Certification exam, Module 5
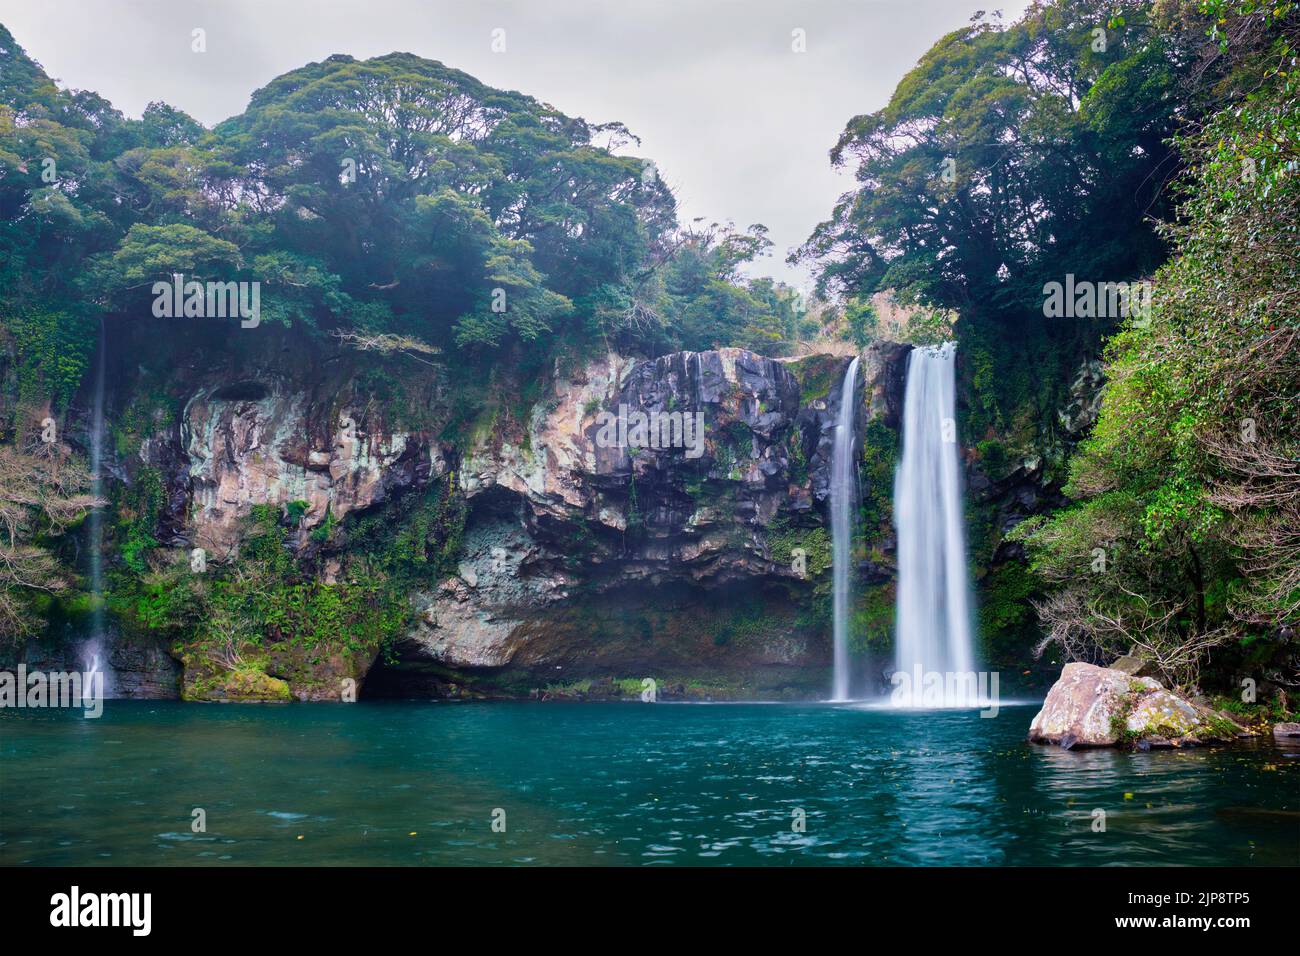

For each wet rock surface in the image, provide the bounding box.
[2,631,181,700]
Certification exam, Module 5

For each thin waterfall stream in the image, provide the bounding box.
[829,355,860,701]
[85,319,110,695]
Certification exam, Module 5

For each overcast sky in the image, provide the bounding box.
[0,0,1030,289]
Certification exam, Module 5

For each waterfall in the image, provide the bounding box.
[892,343,977,706]
[829,355,860,702]
[83,652,101,704]
[85,320,112,696]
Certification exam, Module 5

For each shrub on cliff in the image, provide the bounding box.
[0,442,101,640]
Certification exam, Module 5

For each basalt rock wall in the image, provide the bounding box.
[36,318,914,700]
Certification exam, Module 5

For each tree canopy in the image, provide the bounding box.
[794,0,1193,323]
[0,26,809,410]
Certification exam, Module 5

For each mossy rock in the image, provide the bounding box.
[786,353,847,406]
[180,662,292,702]
[766,518,831,577]
[1031,663,1252,749]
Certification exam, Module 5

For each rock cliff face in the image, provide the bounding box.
[13,634,181,700]
[180,382,446,558]
[966,354,1105,566]
[378,344,911,698]
[60,320,913,701]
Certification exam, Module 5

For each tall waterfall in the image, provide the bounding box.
[893,343,976,704]
[829,355,860,702]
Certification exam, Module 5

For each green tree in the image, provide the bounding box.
[1014,3,1299,691]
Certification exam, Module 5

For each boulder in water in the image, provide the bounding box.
[1274,722,1300,739]
[1028,663,1243,748]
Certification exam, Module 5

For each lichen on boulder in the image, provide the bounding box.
[1028,662,1246,749]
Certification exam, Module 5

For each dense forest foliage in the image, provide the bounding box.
[1013,0,1299,703]
[0,24,812,423]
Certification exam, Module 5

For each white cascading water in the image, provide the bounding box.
[829,355,860,702]
[85,320,111,696]
[893,343,976,704]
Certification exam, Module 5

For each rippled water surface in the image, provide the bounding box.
[2,701,1296,865]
